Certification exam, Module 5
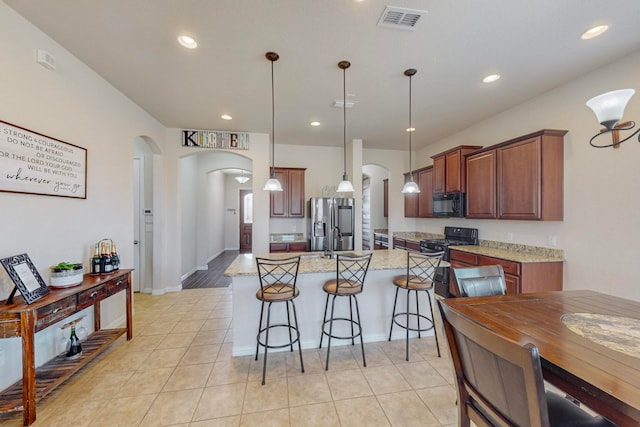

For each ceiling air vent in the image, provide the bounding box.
[377,6,426,30]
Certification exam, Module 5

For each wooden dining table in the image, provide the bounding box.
[441,290,640,427]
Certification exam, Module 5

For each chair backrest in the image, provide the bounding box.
[406,250,444,285]
[438,300,551,427]
[334,253,372,292]
[255,255,301,295]
[453,265,507,297]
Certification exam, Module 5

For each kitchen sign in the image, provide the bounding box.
[0,120,87,199]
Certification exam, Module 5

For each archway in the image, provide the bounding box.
[363,164,389,250]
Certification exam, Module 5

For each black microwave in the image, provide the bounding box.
[432,192,465,217]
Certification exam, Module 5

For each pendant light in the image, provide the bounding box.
[235,169,250,184]
[336,60,355,193]
[263,51,283,191]
[401,68,420,194]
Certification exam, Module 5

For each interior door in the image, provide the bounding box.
[132,157,142,292]
[239,189,253,253]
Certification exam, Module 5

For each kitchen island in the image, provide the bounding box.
[224,249,447,356]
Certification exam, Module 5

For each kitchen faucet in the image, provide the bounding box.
[324,225,342,258]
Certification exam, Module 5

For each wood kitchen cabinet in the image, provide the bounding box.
[448,249,562,297]
[383,179,388,218]
[403,166,434,218]
[465,129,566,220]
[373,233,389,249]
[270,167,306,218]
[393,237,421,252]
[269,241,307,253]
[431,145,482,194]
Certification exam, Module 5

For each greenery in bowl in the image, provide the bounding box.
[50,262,83,272]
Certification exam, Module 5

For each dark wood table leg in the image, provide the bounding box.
[20,311,36,426]
[126,273,132,340]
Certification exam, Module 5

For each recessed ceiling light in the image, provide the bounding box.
[581,25,608,40]
[177,35,197,49]
[482,74,501,83]
[221,114,232,120]
[310,121,321,127]
[406,127,415,132]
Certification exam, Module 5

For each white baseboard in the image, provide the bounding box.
[181,268,197,281]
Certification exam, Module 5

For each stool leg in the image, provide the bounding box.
[255,301,265,361]
[319,293,330,349]
[291,300,305,374]
[406,288,410,362]
[286,300,294,352]
[426,290,441,357]
[325,294,337,371]
[416,289,422,339]
[389,287,399,341]
[353,295,366,367]
[262,302,273,385]
[349,295,355,346]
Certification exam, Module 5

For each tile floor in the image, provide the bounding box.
[0,288,458,426]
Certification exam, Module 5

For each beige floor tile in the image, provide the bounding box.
[334,396,391,427]
[192,329,228,346]
[35,398,107,427]
[352,342,393,367]
[171,319,207,333]
[168,303,198,313]
[202,317,232,331]
[239,408,289,427]
[396,360,449,389]
[427,357,455,385]
[140,347,188,370]
[71,370,134,402]
[285,348,322,376]
[287,373,332,407]
[377,390,440,427]
[90,394,157,426]
[190,416,241,427]
[157,331,198,349]
[139,319,179,336]
[192,383,246,421]
[164,363,214,391]
[216,343,234,361]
[209,308,233,318]
[416,385,458,426]
[362,364,412,395]
[248,352,286,383]
[289,401,341,427]
[181,309,213,320]
[122,334,166,352]
[208,357,251,386]
[180,344,221,365]
[119,367,174,396]
[98,349,152,373]
[242,378,288,414]
[325,368,373,401]
[140,388,203,426]
[319,346,359,371]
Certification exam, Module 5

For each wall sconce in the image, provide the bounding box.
[586,89,638,148]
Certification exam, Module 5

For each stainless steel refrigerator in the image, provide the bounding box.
[308,197,354,252]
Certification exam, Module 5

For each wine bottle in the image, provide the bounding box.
[91,243,101,274]
[110,241,120,271]
[103,241,113,273]
[66,326,82,359]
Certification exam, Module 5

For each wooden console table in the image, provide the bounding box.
[0,269,133,426]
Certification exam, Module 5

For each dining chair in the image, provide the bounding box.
[438,300,616,427]
[255,255,304,385]
[388,250,443,361]
[452,264,507,297]
[319,252,372,370]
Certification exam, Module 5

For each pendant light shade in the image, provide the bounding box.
[336,60,354,193]
[402,68,420,194]
[235,170,250,184]
[263,51,283,191]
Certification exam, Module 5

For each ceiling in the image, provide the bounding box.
[6,0,640,150]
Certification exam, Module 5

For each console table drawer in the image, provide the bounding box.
[0,313,21,338]
[77,285,107,310]
[106,276,128,296]
[35,296,77,331]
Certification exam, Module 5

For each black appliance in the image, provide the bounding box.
[432,192,465,218]
[420,226,479,297]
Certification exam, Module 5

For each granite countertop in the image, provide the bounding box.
[393,232,443,243]
[269,233,307,243]
[224,249,449,277]
[449,244,564,263]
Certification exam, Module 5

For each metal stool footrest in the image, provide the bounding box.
[321,317,362,341]
[257,323,301,350]
[392,312,435,333]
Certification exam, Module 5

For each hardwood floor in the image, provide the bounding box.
[182,250,238,289]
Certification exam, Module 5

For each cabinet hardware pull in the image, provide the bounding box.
[53,307,62,314]
[90,291,98,298]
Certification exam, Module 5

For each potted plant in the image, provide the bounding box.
[50,262,84,288]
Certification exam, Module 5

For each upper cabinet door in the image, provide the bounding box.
[383,178,389,218]
[417,167,433,218]
[269,168,288,217]
[287,169,305,217]
[432,145,482,194]
[498,137,542,220]
[466,150,497,219]
[432,155,446,194]
[445,151,462,192]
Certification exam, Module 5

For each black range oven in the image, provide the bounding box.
[420,226,479,298]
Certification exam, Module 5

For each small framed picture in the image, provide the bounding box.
[1,253,50,304]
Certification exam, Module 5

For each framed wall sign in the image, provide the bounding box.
[0,120,87,199]
[1,253,50,304]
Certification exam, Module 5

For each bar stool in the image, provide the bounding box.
[319,252,372,370]
[255,255,304,385]
[388,250,443,361]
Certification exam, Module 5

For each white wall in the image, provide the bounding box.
[412,52,640,301]
[0,3,166,390]
[363,164,389,231]
[180,155,198,280]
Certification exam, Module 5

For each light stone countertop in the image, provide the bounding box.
[392,232,442,242]
[224,249,449,277]
[449,245,564,263]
